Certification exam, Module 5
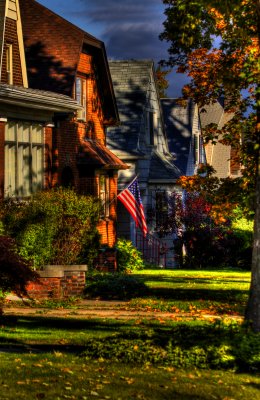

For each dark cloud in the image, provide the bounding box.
[78,0,161,24]
[104,24,168,61]
[75,0,168,62]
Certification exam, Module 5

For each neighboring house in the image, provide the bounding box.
[161,98,206,177]
[199,98,240,178]
[0,0,128,267]
[107,60,180,267]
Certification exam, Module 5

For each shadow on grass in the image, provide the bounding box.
[144,287,248,302]
[135,274,250,285]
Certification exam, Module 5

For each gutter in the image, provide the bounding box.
[0,84,82,112]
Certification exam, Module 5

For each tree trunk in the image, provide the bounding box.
[246,170,260,331]
[245,70,260,330]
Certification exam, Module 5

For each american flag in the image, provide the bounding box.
[118,177,148,236]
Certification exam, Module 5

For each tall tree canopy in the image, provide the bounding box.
[160,0,260,331]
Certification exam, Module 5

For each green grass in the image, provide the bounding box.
[0,354,260,400]
[0,268,257,399]
[130,268,250,315]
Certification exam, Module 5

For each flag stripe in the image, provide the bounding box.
[117,177,148,236]
[119,193,143,228]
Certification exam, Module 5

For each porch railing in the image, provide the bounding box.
[136,231,167,267]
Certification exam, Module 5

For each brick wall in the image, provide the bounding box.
[0,121,4,197]
[78,53,105,144]
[26,265,87,300]
[1,17,23,85]
[20,0,83,95]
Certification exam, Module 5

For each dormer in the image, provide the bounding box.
[0,0,28,87]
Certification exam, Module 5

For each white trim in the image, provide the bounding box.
[16,0,28,87]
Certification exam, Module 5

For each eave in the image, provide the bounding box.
[0,84,81,113]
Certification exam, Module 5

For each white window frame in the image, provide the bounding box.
[75,76,87,121]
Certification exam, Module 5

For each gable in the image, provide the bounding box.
[0,0,28,86]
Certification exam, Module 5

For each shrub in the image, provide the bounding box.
[84,272,149,300]
[116,238,145,273]
[0,188,101,268]
[81,322,260,371]
[0,236,39,312]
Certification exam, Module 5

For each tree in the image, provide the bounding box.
[160,0,260,331]
[155,65,171,97]
[0,236,39,315]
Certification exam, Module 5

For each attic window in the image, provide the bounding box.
[75,76,87,121]
[6,44,13,85]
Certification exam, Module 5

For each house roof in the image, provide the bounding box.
[0,83,81,112]
[19,0,119,125]
[107,60,154,155]
[161,98,195,175]
[77,140,129,170]
[199,97,234,129]
[149,152,181,182]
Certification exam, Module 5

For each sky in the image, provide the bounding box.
[36,0,189,97]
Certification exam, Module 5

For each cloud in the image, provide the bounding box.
[104,24,168,61]
[78,0,161,24]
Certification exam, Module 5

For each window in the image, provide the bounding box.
[155,191,168,230]
[194,134,199,164]
[4,122,44,197]
[148,111,154,145]
[75,76,87,121]
[99,174,110,218]
[6,44,13,85]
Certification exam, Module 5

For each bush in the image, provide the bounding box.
[0,188,101,268]
[81,322,260,371]
[116,239,145,273]
[84,272,149,300]
[0,236,39,311]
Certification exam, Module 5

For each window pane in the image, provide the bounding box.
[32,145,43,193]
[31,125,43,143]
[76,77,82,104]
[4,144,16,196]
[5,121,16,141]
[17,145,31,197]
[17,122,29,142]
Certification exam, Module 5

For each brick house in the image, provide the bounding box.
[0,0,128,264]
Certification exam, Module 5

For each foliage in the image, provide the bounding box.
[153,190,252,269]
[116,238,145,273]
[0,236,38,301]
[177,164,254,221]
[0,188,101,268]
[155,64,171,97]
[160,0,260,328]
[82,321,260,371]
[84,271,149,300]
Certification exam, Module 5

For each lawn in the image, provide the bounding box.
[130,268,251,315]
[0,268,259,400]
